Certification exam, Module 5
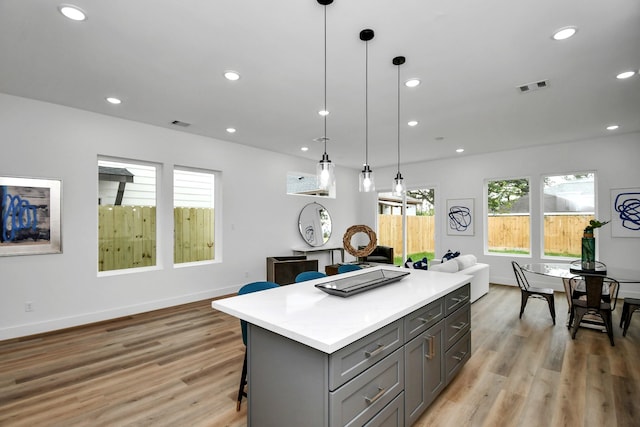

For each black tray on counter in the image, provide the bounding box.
[315,269,410,297]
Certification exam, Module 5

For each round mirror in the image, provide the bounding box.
[298,203,332,247]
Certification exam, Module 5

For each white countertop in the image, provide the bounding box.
[212,266,471,353]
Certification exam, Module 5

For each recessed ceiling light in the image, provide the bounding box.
[456,148,465,153]
[318,110,329,116]
[224,71,240,81]
[226,127,236,133]
[105,97,121,105]
[552,27,577,41]
[606,125,619,131]
[58,4,86,21]
[616,70,636,80]
[301,147,309,152]
[407,120,418,127]
[405,79,420,88]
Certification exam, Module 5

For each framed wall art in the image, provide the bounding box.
[447,198,474,236]
[611,187,640,238]
[0,176,62,256]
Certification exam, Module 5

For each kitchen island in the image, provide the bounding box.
[212,266,472,426]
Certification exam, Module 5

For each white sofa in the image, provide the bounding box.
[429,254,490,303]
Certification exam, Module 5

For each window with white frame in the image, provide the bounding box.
[174,167,216,264]
[486,178,530,255]
[377,188,435,264]
[98,158,157,272]
[542,173,595,258]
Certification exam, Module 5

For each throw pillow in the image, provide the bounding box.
[442,250,460,261]
[455,254,477,270]
[429,259,459,273]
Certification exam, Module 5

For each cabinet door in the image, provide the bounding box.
[404,320,445,426]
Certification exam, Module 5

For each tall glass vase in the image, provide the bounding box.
[581,237,595,270]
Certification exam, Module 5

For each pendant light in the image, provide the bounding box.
[392,56,406,196]
[359,29,375,192]
[316,0,335,191]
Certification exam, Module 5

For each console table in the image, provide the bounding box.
[212,267,472,426]
[292,245,345,264]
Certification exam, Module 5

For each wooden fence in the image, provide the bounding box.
[378,214,435,255]
[378,213,593,257]
[98,206,214,272]
[174,207,215,264]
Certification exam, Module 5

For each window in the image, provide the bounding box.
[487,178,530,255]
[98,158,157,272]
[542,173,594,258]
[174,168,216,264]
[377,188,435,264]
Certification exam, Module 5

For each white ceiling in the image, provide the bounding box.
[1,0,639,170]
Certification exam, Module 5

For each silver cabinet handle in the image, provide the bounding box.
[364,387,386,405]
[451,322,468,330]
[417,314,435,323]
[424,335,435,360]
[364,343,385,358]
[452,351,467,361]
[451,295,468,303]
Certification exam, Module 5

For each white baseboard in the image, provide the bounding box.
[0,285,240,341]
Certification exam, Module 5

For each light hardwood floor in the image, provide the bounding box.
[1,284,638,427]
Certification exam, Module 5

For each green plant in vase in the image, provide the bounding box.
[581,219,609,270]
[583,219,610,237]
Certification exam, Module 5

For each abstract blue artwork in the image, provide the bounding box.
[611,188,640,237]
[447,198,474,236]
[0,176,61,256]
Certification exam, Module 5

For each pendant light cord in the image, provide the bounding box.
[397,62,400,174]
[323,4,328,155]
[365,39,369,165]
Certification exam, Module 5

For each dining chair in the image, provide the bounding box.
[511,261,556,325]
[568,275,619,346]
[337,264,363,273]
[295,271,327,282]
[236,281,280,411]
[620,298,640,337]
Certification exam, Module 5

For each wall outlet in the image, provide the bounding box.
[244,271,249,278]
[25,301,34,312]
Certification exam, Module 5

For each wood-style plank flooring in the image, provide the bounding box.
[1,284,638,426]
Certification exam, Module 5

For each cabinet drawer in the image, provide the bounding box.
[330,348,404,427]
[445,283,470,316]
[445,331,471,385]
[404,297,444,341]
[363,391,404,427]
[329,320,403,390]
[444,303,470,349]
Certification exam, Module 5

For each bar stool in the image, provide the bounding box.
[620,298,640,337]
[236,281,280,411]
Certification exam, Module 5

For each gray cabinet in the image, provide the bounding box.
[404,283,471,425]
[246,283,471,427]
[404,319,445,426]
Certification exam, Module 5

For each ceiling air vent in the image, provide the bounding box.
[171,120,191,127]
[517,79,550,93]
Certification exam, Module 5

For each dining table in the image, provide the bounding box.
[520,261,640,284]
[520,261,640,330]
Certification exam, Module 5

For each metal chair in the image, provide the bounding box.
[511,261,556,325]
[569,275,619,346]
[337,263,362,273]
[619,297,640,337]
[294,271,327,282]
[236,281,280,411]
